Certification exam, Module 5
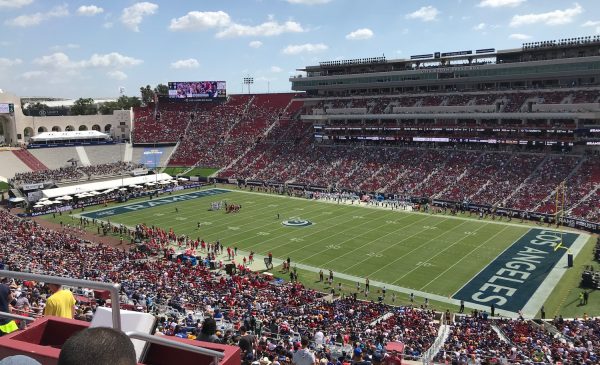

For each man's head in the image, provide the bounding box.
[47,284,61,294]
[58,327,136,365]
[300,336,309,348]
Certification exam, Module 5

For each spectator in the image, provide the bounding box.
[57,327,136,365]
[43,284,75,319]
[197,317,220,343]
[292,337,316,365]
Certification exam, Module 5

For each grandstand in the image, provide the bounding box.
[1,35,600,365]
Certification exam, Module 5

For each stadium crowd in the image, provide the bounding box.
[10,162,144,185]
[1,206,599,364]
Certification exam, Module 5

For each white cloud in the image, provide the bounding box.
[77,5,104,16]
[509,33,532,40]
[216,19,304,38]
[50,43,80,51]
[85,53,143,68]
[0,58,22,67]
[406,6,439,22]
[103,22,113,29]
[170,58,200,69]
[510,3,583,27]
[169,11,231,31]
[120,2,158,32]
[0,0,33,8]
[282,43,328,55]
[20,70,47,80]
[345,28,373,40]
[478,0,525,8]
[473,23,486,31]
[582,20,600,34]
[249,40,263,48]
[107,70,127,80]
[286,0,331,4]
[6,4,69,27]
[270,66,283,73]
[33,52,142,69]
[33,52,72,68]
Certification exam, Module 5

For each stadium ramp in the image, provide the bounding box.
[75,146,91,166]
[123,141,133,162]
[12,149,47,171]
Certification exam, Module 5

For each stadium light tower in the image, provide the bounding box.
[243,76,254,94]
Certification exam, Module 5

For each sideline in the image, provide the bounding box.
[70,185,592,317]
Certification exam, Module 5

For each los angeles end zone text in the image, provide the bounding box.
[81,189,229,219]
[454,228,579,313]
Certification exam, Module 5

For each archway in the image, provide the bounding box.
[0,120,4,145]
[104,124,112,132]
[52,126,61,132]
[23,127,34,141]
[37,126,47,133]
[91,124,101,131]
[79,125,88,131]
[65,125,75,131]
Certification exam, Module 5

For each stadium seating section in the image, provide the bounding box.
[2,208,599,364]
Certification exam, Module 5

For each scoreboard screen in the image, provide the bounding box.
[168,81,226,100]
[0,103,14,114]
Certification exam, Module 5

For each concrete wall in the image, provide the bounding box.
[0,92,132,144]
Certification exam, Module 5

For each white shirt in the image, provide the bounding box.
[314,331,324,346]
[292,348,315,365]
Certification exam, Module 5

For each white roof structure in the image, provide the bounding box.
[30,130,110,142]
[42,173,173,199]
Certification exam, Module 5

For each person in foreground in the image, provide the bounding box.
[43,284,75,319]
[57,327,136,365]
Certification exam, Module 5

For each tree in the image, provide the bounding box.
[117,95,141,109]
[98,96,141,115]
[154,83,169,96]
[24,102,49,116]
[140,85,154,104]
[70,98,97,116]
[98,101,119,115]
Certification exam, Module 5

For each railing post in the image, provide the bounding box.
[0,270,122,330]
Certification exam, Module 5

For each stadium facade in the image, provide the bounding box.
[0,91,132,145]
[291,36,600,149]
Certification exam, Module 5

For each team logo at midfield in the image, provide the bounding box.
[282,217,313,227]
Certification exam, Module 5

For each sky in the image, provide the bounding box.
[0,0,599,98]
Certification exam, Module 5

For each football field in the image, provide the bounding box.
[76,187,588,317]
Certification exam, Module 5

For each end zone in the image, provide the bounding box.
[80,188,229,220]
[453,228,586,316]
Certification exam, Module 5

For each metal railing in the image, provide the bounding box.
[1,270,122,330]
[0,312,36,330]
[0,270,227,364]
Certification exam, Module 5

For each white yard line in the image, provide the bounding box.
[391,222,492,285]
[419,225,511,290]
[297,213,430,266]
[332,216,452,272]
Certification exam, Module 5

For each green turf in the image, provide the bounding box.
[42,187,596,316]
[59,188,530,298]
[162,167,219,177]
[162,167,188,175]
[185,167,219,177]
[541,235,599,319]
[0,181,8,191]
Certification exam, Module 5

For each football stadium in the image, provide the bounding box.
[0,1,600,364]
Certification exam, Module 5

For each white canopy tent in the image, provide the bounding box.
[30,130,110,143]
[41,173,173,199]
